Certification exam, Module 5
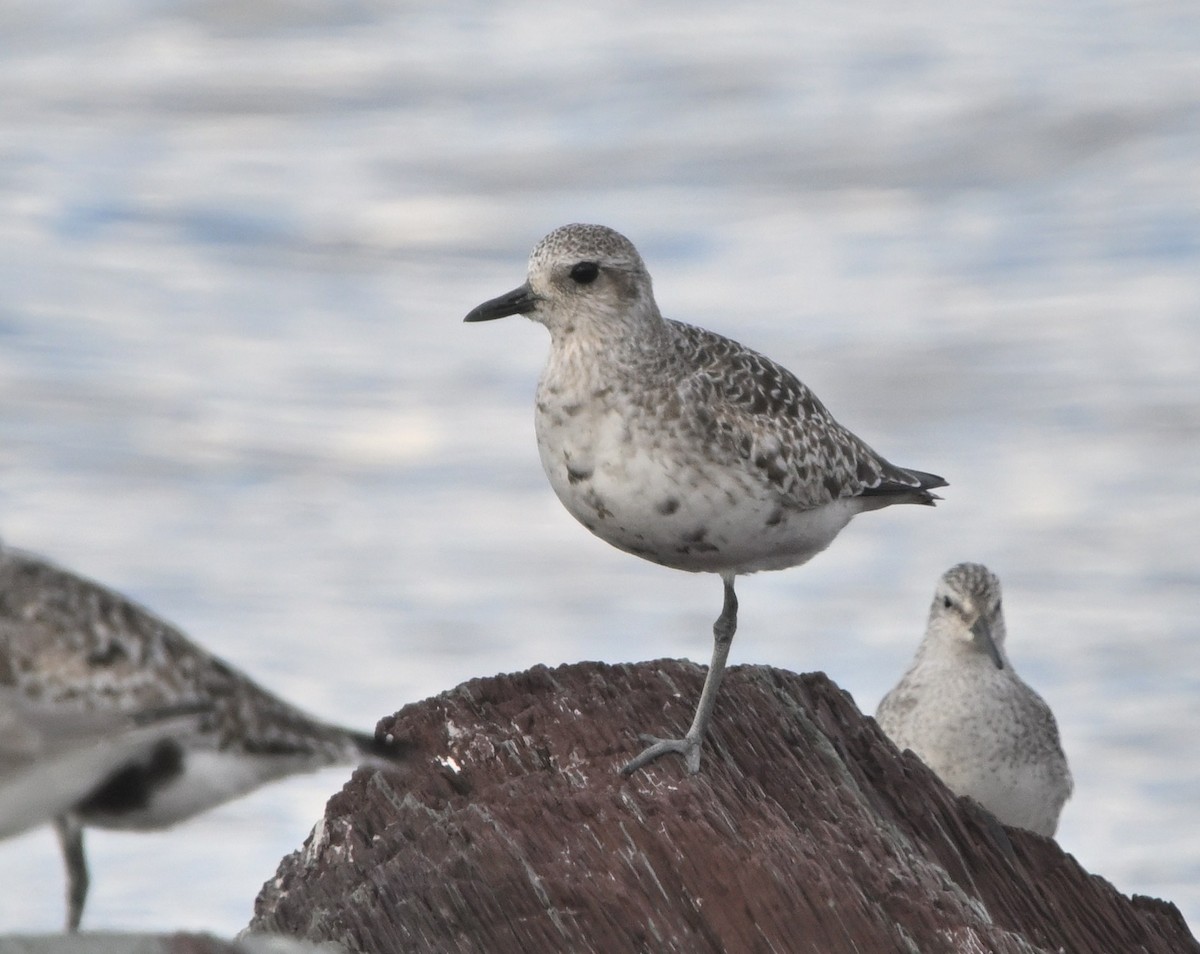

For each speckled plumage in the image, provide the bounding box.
[0,542,406,930]
[876,563,1072,837]
[517,225,945,575]
[467,224,946,775]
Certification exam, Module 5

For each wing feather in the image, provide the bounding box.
[666,320,945,509]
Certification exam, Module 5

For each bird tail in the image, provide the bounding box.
[858,467,947,510]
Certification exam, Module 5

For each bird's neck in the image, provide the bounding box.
[916,626,1007,673]
[543,305,674,389]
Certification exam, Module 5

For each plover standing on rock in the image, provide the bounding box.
[0,542,409,930]
[465,223,946,776]
[876,562,1073,836]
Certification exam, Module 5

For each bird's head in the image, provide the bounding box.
[464,224,659,340]
[929,562,1007,670]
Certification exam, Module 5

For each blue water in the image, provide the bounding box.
[1,0,1197,935]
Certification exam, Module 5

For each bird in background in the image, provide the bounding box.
[465,223,945,776]
[876,562,1072,837]
[0,541,409,931]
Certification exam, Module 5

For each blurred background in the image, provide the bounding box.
[1,0,1197,936]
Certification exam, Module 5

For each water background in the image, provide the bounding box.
[1,0,1197,935]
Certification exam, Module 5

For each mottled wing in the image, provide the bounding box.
[1015,683,1074,799]
[668,321,945,510]
[874,684,915,737]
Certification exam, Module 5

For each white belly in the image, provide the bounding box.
[535,399,855,575]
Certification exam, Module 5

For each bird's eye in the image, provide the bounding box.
[942,596,953,609]
[569,261,600,284]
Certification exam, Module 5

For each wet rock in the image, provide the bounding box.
[248,661,1198,954]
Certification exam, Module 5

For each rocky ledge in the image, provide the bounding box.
[248,661,1197,954]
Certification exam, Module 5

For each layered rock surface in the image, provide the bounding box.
[249,661,1197,954]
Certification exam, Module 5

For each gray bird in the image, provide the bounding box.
[0,542,408,930]
[466,223,945,775]
[876,563,1072,836]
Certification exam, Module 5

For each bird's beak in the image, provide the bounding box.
[464,282,539,322]
[971,615,1004,670]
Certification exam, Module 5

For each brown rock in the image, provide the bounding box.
[248,661,1197,954]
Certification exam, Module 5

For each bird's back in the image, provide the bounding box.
[663,319,945,511]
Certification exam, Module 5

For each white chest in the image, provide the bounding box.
[884,664,1068,834]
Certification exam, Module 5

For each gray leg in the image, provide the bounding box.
[54,815,88,932]
[621,574,738,776]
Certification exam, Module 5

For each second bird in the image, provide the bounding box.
[876,563,1073,836]
[465,223,946,776]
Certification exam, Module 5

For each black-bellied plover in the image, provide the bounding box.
[465,223,946,776]
[876,563,1072,836]
[0,542,408,931]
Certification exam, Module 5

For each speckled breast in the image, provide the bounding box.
[533,388,854,576]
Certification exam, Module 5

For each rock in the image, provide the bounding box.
[247,661,1198,954]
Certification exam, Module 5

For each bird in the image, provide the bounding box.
[0,541,409,931]
[876,562,1072,836]
[464,223,946,776]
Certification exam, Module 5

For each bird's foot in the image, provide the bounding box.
[620,732,703,776]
